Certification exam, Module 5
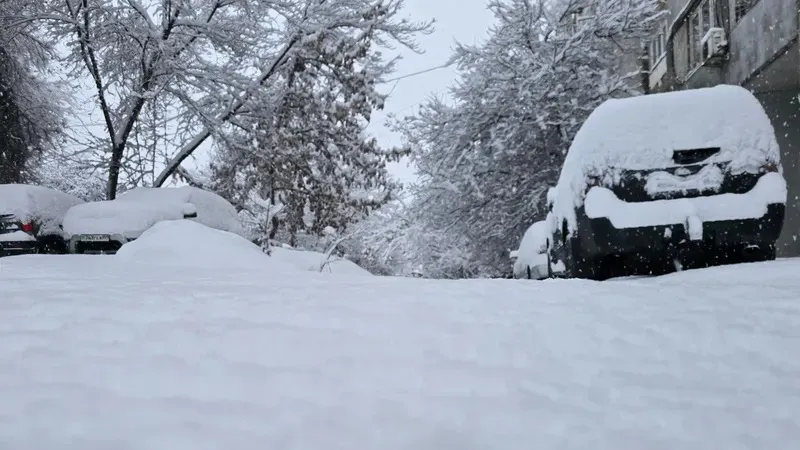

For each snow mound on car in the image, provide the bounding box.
[0,184,85,236]
[63,199,189,239]
[115,220,274,270]
[120,187,244,236]
[116,220,372,276]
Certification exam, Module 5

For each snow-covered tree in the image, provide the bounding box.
[31,156,107,201]
[398,0,663,277]
[22,0,429,199]
[0,0,65,184]
[210,17,413,245]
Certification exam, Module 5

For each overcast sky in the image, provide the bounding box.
[369,0,494,186]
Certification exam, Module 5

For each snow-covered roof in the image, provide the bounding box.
[0,184,85,236]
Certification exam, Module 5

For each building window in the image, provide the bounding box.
[734,0,757,23]
[648,19,669,63]
[687,0,715,72]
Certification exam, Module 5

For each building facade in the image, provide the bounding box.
[648,0,800,256]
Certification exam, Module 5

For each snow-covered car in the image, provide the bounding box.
[63,186,244,254]
[511,220,549,280]
[548,85,787,279]
[0,184,85,256]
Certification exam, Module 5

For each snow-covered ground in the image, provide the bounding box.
[1,248,799,448]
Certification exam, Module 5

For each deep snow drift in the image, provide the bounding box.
[115,220,371,276]
[0,251,798,449]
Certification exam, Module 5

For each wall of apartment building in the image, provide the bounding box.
[727,0,800,256]
[656,0,800,256]
[757,90,800,257]
[724,0,797,85]
[672,21,690,80]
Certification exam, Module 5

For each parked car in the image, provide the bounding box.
[63,186,244,254]
[547,85,787,280]
[511,220,549,280]
[0,184,85,257]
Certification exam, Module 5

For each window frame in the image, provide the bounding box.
[687,0,716,72]
[648,18,669,66]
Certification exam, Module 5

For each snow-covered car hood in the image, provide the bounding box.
[63,200,192,239]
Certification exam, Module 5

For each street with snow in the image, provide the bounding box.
[1,222,798,449]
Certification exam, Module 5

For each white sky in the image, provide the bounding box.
[368,0,494,186]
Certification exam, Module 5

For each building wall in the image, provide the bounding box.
[756,90,800,257]
[724,0,798,86]
[654,0,800,256]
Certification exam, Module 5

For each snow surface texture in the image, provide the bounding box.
[512,220,548,278]
[584,172,787,229]
[270,246,373,277]
[1,254,799,448]
[63,186,244,239]
[0,184,85,236]
[116,220,371,276]
[551,85,782,232]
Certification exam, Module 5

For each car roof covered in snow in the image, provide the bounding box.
[119,187,244,236]
[565,84,779,172]
[63,186,244,238]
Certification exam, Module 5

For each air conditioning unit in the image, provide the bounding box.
[701,27,728,61]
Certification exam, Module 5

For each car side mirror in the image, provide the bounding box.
[182,203,198,219]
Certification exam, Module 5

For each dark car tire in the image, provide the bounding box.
[38,235,68,255]
[564,237,609,280]
[738,243,776,263]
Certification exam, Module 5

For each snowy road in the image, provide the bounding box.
[1,255,799,449]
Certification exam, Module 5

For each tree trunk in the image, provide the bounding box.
[106,143,125,199]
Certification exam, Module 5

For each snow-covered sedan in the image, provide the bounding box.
[63,186,244,254]
[510,220,549,280]
[0,184,85,256]
[547,85,787,280]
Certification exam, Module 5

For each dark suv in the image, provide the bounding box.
[547,85,786,279]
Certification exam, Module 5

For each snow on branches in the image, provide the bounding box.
[23,0,430,199]
[397,0,664,277]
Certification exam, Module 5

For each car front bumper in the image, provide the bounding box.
[0,240,39,257]
[577,203,785,257]
[69,233,128,255]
